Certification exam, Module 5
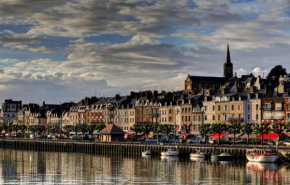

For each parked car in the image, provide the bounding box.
[160,138,172,143]
[71,136,81,140]
[188,138,201,143]
[83,135,95,141]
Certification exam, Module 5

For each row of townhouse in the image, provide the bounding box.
[9,75,290,135]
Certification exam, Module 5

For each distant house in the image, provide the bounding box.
[98,124,126,142]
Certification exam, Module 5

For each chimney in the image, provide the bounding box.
[130,91,135,99]
[221,87,226,94]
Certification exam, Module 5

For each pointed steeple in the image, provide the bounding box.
[223,43,233,81]
[226,43,231,64]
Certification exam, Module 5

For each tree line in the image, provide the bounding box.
[0,124,106,138]
[199,122,290,145]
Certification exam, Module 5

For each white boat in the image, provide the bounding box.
[211,153,233,161]
[246,149,279,163]
[142,150,151,155]
[190,152,206,158]
[190,158,205,162]
[161,148,179,156]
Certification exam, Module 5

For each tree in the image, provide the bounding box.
[19,125,27,134]
[241,123,254,145]
[254,123,271,145]
[158,124,174,138]
[73,124,82,137]
[96,124,106,132]
[198,124,211,143]
[228,123,241,145]
[211,123,227,146]
[27,125,38,139]
[87,124,97,136]
[272,122,285,140]
[79,124,88,137]
[267,65,287,79]
[47,125,61,135]
[63,125,74,138]
[133,123,142,141]
[140,123,154,138]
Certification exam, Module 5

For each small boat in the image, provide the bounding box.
[142,150,151,155]
[161,148,179,156]
[246,149,279,163]
[211,153,233,161]
[190,151,206,158]
[190,158,205,162]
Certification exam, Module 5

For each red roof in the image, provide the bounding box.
[98,124,125,135]
[257,133,279,140]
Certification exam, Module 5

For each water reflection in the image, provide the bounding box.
[0,149,289,184]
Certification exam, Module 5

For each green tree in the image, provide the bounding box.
[63,125,74,138]
[19,125,27,134]
[241,123,254,145]
[140,123,154,138]
[198,124,211,143]
[158,124,174,139]
[87,124,97,136]
[96,124,106,132]
[211,123,227,146]
[267,65,287,79]
[79,124,88,137]
[27,125,38,139]
[73,124,82,137]
[133,123,142,141]
[228,123,241,145]
[254,123,271,145]
[47,125,61,135]
[272,122,285,140]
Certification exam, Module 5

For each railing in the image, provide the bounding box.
[275,107,282,111]
[264,108,272,111]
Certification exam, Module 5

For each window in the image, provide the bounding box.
[248,105,251,110]
[248,114,250,120]
[188,116,191,122]
[238,105,241,110]
[231,105,234,110]
[256,114,258,120]
[213,115,215,120]
[182,108,184,113]
[205,115,207,121]
[232,114,235,118]
[256,104,259,110]
[204,106,207,111]
[224,115,227,121]
[193,116,196,121]
[182,116,184,122]
[213,106,215,111]
[169,117,172,122]
[198,116,201,122]
[218,115,220,121]
[218,105,221,111]
[224,105,228,111]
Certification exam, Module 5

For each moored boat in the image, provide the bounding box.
[246,149,279,163]
[161,148,179,156]
[211,153,233,161]
[190,151,206,158]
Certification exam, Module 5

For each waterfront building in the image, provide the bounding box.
[1,99,22,125]
[262,97,285,123]
[98,124,126,142]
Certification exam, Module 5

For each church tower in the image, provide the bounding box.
[223,44,233,81]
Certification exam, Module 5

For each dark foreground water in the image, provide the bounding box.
[0,149,290,184]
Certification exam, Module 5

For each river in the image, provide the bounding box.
[0,149,289,184]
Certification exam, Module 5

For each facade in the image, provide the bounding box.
[262,97,284,123]
[1,99,22,125]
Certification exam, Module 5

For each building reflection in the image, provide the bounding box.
[0,149,289,184]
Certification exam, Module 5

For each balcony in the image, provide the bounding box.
[273,116,284,119]
[275,107,282,111]
[264,108,272,111]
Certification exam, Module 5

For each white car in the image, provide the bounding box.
[188,138,201,143]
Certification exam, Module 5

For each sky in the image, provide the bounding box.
[0,0,290,104]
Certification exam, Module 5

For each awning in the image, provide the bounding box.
[210,133,227,138]
[257,133,279,140]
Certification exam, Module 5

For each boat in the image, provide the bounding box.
[190,158,205,162]
[190,151,206,158]
[246,149,279,163]
[161,148,179,156]
[142,150,151,155]
[211,153,233,161]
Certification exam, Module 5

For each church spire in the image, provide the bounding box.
[226,43,231,64]
[223,43,233,81]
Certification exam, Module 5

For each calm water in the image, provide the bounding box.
[0,149,289,184]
